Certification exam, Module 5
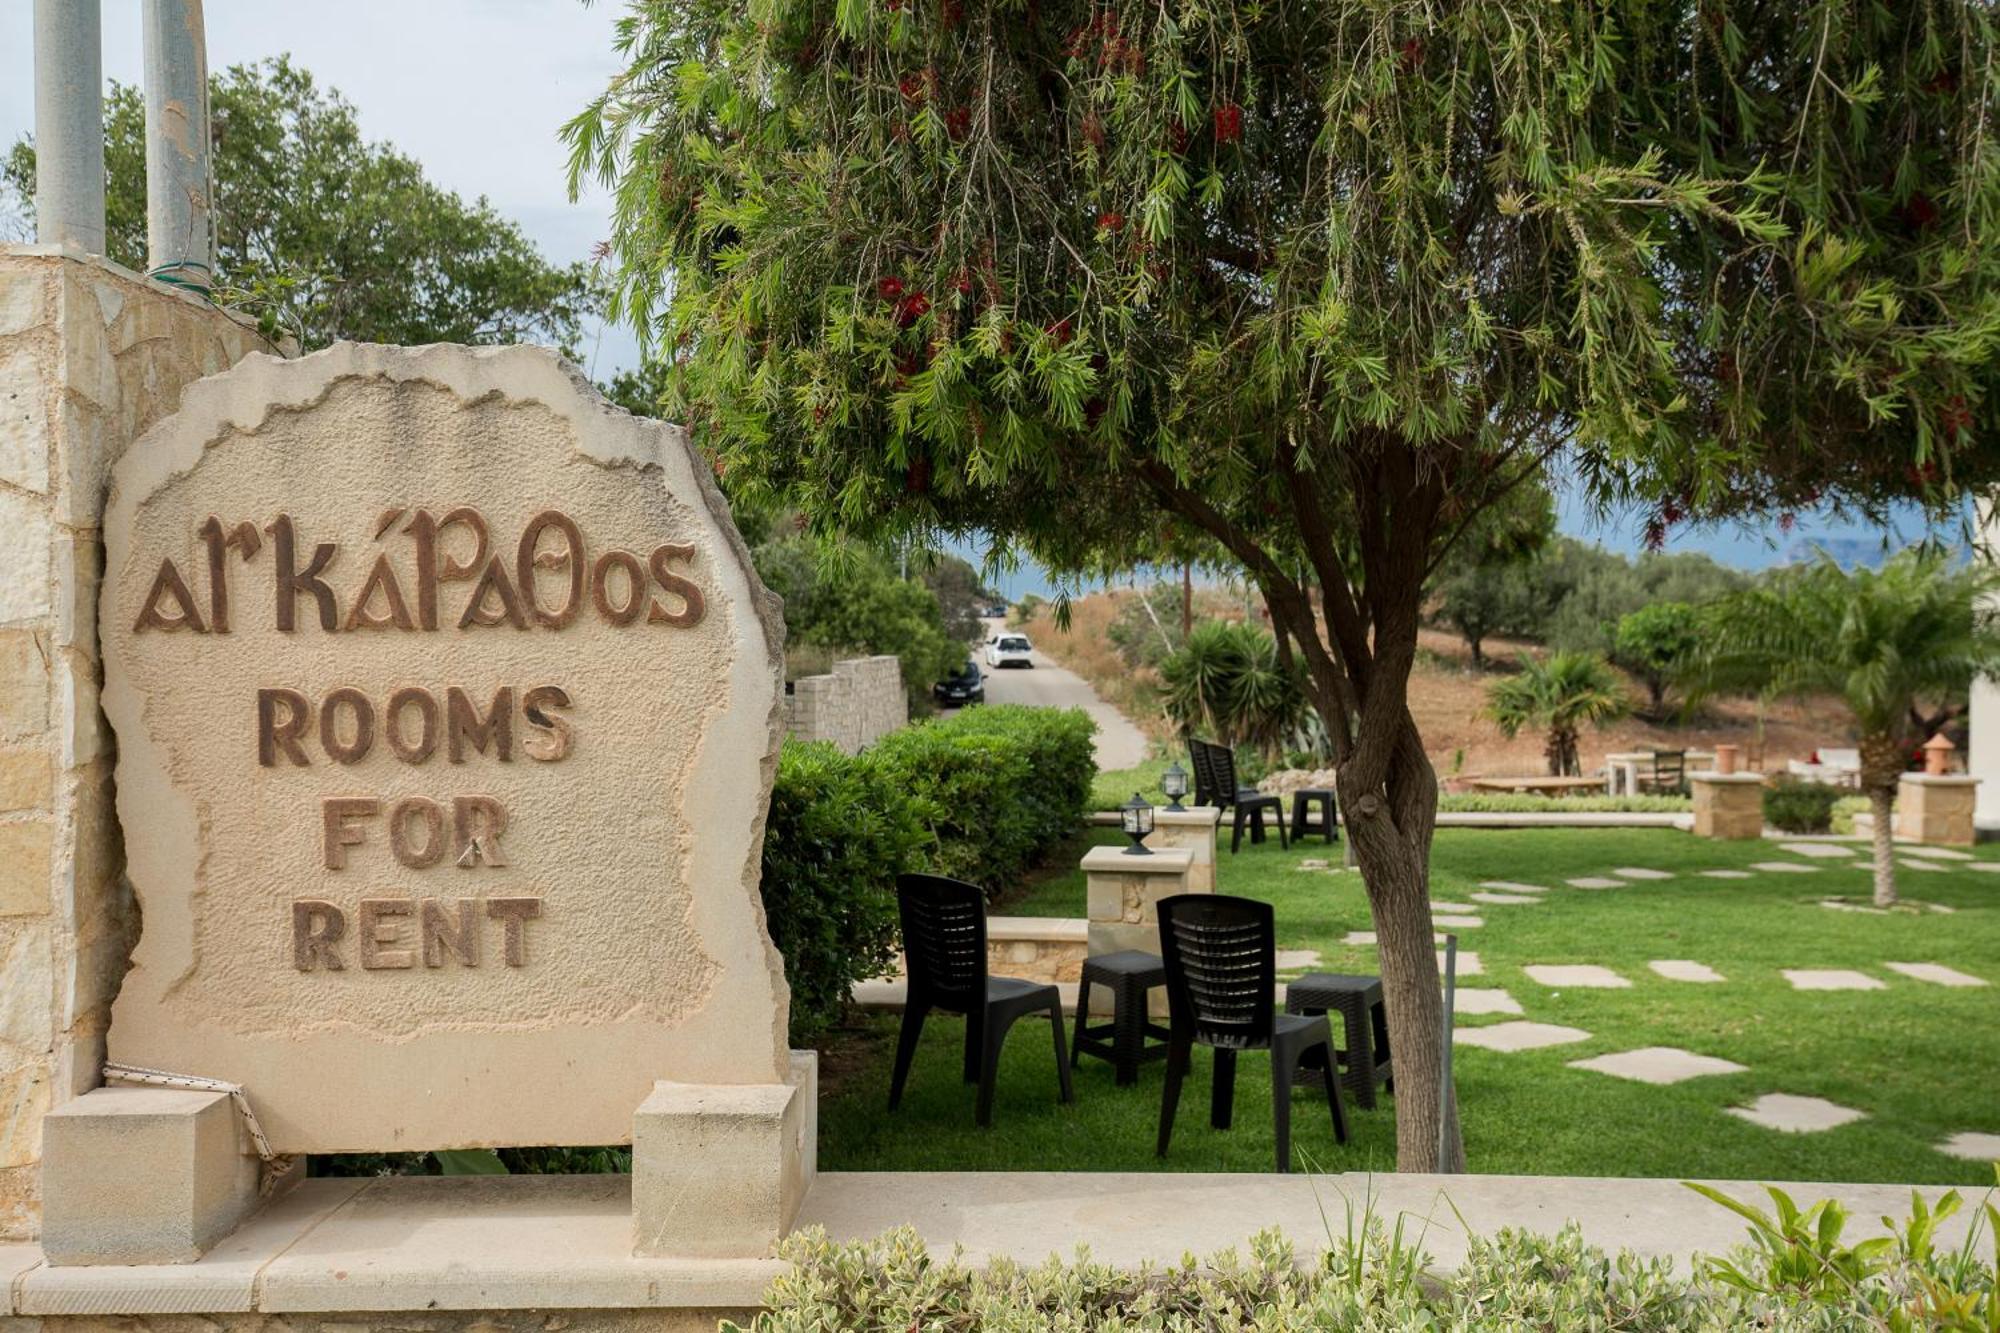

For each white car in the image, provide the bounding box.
[985,634,1034,669]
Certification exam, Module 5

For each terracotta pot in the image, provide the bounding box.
[1713,743,1739,776]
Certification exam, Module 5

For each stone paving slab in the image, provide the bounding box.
[1434,914,1484,929]
[1727,1093,1866,1134]
[1904,846,1974,861]
[1343,931,1376,946]
[1524,964,1631,989]
[1479,881,1546,893]
[1566,877,1624,889]
[1471,892,1542,905]
[1820,900,1889,914]
[1782,968,1886,991]
[1750,861,1819,874]
[1567,1047,1748,1085]
[1898,857,1948,872]
[1452,988,1522,1016]
[1613,867,1674,880]
[1966,862,2000,874]
[1699,869,1753,879]
[1779,842,1859,859]
[1442,951,1483,977]
[1274,950,1323,971]
[1884,962,1988,988]
[1454,1021,1591,1052]
[1429,900,1478,912]
[1938,1131,2000,1161]
[1649,960,1725,984]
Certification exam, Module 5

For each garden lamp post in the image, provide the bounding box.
[1161,761,1189,811]
[1120,792,1155,854]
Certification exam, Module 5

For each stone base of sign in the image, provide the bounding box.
[1689,772,1765,840]
[1143,808,1220,891]
[1083,845,1194,1017]
[38,1086,264,1266]
[631,1051,817,1260]
[1894,774,1979,846]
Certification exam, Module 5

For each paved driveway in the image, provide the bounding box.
[974,619,1150,770]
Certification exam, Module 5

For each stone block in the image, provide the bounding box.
[0,265,48,336]
[0,489,53,624]
[0,921,52,1048]
[0,1059,51,1169]
[0,819,51,916]
[1690,772,1765,840]
[40,1085,260,1265]
[0,343,51,494]
[1145,808,1219,893]
[0,750,52,812]
[0,629,51,741]
[1895,774,1978,846]
[632,1051,817,1259]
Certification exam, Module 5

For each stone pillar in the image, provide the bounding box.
[1143,806,1219,892]
[0,248,274,1240]
[1689,771,1764,840]
[142,0,213,291]
[33,0,106,255]
[1083,845,1192,1017]
[1895,774,1979,847]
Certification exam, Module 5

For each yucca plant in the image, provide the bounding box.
[1486,653,1628,777]
[1160,621,1309,761]
[1696,552,2000,908]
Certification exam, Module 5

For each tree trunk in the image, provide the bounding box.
[1467,635,1484,669]
[1867,786,1897,907]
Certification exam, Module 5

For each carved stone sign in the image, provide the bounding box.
[100,343,789,1153]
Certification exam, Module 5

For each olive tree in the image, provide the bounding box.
[572,0,2000,1169]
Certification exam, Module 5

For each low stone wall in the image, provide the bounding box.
[985,917,1088,983]
[783,654,905,753]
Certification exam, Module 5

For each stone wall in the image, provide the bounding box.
[0,247,278,1240]
[783,654,905,753]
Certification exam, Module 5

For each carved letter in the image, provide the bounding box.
[389,797,448,869]
[521,685,573,763]
[647,543,707,627]
[322,796,380,869]
[293,900,347,971]
[452,795,509,868]
[384,687,440,764]
[343,553,416,631]
[319,687,376,765]
[517,510,585,629]
[358,898,415,969]
[446,687,513,763]
[590,550,646,626]
[458,555,529,630]
[486,896,542,966]
[196,517,261,633]
[267,514,339,632]
[134,558,207,633]
[257,688,312,767]
[420,898,481,968]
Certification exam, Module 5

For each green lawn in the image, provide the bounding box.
[820,826,2000,1184]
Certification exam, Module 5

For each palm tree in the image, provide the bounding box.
[1486,653,1628,776]
[1697,552,2000,907]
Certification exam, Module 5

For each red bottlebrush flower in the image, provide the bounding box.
[945,105,971,141]
[1778,512,1797,534]
[877,276,905,300]
[1082,112,1106,150]
[895,350,926,379]
[899,75,925,102]
[792,511,810,533]
[1898,191,1940,230]
[941,0,963,27]
[1096,210,1125,233]
[1398,37,1425,72]
[1925,69,1959,94]
[952,268,973,295]
[1643,518,1666,552]
[904,457,931,494]
[1166,119,1189,154]
[1716,350,1738,383]
[891,120,911,142]
[1941,394,1974,438]
[886,0,904,9]
[1046,318,1073,345]
[895,291,931,327]
[1213,101,1243,144]
[1661,499,1685,525]
[794,40,820,69]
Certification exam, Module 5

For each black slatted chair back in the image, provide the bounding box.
[1188,738,1220,809]
[1209,743,1245,799]
[1652,749,1686,792]
[897,873,989,1012]
[1157,893,1277,1050]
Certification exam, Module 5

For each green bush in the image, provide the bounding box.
[1439,792,1691,813]
[1763,777,1843,834]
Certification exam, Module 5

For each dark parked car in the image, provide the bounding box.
[933,660,985,707]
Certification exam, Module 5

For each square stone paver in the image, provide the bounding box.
[1451,988,1522,1016]
[1471,892,1541,906]
[1523,964,1631,989]
[1568,1046,1748,1085]
[1966,862,2000,874]
[1343,931,1376,946]
[1434,914,1484,929]
[1649,959,1725,984]
[1613,867,1674,881]
[1566,877,1624,889]
[1779,841,1859,858]
[1938,1131,2000,1161]
[1727,1093,1866,1133]
[1441,950,1482,977]
[1274,949,1322,971]
[1479,881,1546,893]
[1898,857,1947,872]
[1820,899,1888,914]
[1455,1021,1590,1052]
[1903,846,1973,861]
[1700,869,1753,879]
[1884,962,1988,988]
[1751,861,1819,874]
[1429,900,1477,912]
[1782,968,1886,991]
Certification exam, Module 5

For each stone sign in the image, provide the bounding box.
[98,343,790,1153]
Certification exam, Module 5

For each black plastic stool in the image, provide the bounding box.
[1284,972,1391,1109]
[1290,788,1339,843]
[1071,950,1171,1085]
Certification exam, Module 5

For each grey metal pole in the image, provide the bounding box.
[32,0,106,253]
[1437,932,1459,1173]
[141,0,213,292]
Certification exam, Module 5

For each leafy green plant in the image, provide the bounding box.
[1763,778,1844,835]
[1160,621,1309,761]
[1687,1181,1895,1303]
[1438,793,1690,814]
[1613,602,1703,719]
[1486,653,1629,776]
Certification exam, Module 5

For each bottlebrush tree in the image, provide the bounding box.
[571,0,2000,1169]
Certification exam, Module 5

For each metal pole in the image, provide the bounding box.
[32,0,106,253]
[1437,932,1459,1172]
[142,0,213,293]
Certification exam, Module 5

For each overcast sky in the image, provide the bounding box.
[1,2,1961,585]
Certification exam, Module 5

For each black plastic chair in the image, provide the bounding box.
[1155,893,1347,1172]
[1647,749,1688,796]
[889,873,1075,1127]
[1189,738,1289,853]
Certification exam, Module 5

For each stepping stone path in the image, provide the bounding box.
[1343,931,1376,946]
[1480,881,1546,893]
[1569,1047,1748,1085]
[1783,968,1885,991]
[1274,949,1322,971]
[1751,861,1818,874]
[1938,1131,2000,1161]
[1884,962,1988,988]
[1441,951,1482,977]
[1700,869,1753,879]
[1966,862,2000,874]
[1429,901,1478,912]
[1727,1093,1866,1134]
[1613,867,1674,881]
[1455,1021,1590,1052]
[1471,892,1541,906]
[1820,900,1889,914]
[1434,914,1484,929]
[1452,988,1522,1016]
[1898,857,1948,872]
[1524,964,1631,989]
[1296,858,1332,871]
[1566,877,1624,889]
[1905,846,1973,861]
[1780,842,1859,859]
[1649,960,1725,984]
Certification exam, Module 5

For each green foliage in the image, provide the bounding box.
[5,59,592,350]
[1160,621,1307,760]
[1543,542,1750,659]
[1430,484,1560,666]
[754,536,963,706]
[1762,778,1846,836]
[1438,793,1690,814]
[1486,653,1629,777]
[1106,581,1194,671]
[1613,601,1703,718]
[1009,594,1045,627]
[913,550,998,644]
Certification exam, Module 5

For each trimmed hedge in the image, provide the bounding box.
[1763,776,1844,834]
[1439,792,1692,814]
